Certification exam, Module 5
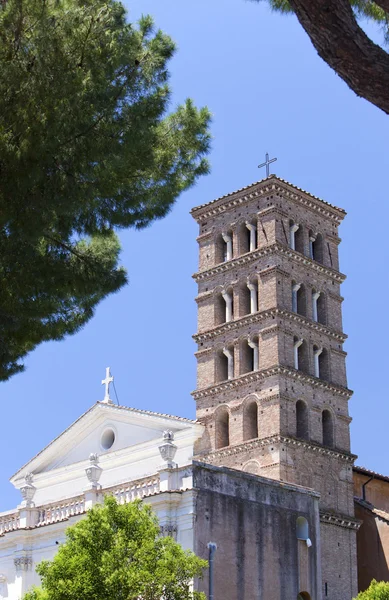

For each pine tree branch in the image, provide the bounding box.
[288,0,389,114]
[373,0,389,13]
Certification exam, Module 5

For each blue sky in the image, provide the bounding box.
[1,0,388,511]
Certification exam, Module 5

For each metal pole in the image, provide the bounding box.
[207,542,217,600]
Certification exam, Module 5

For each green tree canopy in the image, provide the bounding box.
[252,0,389,115]
[354,580,389,599]
[0,0,211,380]
[24,496,207,600]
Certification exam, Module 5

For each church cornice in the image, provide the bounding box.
[190,176,345,223]
[193,243,346,284]
[192,366,353,400]
[320,510,361,531]
[193,308,347,344]
[197,434,356,463]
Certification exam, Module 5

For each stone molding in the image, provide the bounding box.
[193,242,345,283]
[193,308,347,344]
[14,556,33,571]
[320,510,361,531]
[190,177,345,223]
[192,366,353,400]
[198,435,356,463]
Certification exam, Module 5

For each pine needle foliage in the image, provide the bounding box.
[23,496,207,600]
[354,580,389,599]
[0,0,211,380]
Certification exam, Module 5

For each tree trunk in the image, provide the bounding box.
[288,0,389,115]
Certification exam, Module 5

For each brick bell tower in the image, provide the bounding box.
[191,174,359,599]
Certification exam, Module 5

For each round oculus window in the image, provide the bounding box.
[101,428,115,450]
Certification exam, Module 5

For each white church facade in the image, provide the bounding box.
[0,395,205,599]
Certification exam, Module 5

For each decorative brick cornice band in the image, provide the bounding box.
[326,233,341,245]
[192,366,353,400]
[198,435,356,463]
[193,308,347,344]
[193,243,345,284]
[257,205,288,219]
[320,511,361,531]
[259,265,290,280]
[328,291,344,302]
[191,178,345,223]
[196,230,213,242]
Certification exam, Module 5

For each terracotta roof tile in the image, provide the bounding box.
[191,174,345,216]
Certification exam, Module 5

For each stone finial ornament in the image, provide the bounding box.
[158,430,177,468]
[19,473,36,508]
[85,453,102,489]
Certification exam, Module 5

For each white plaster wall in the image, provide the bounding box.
[0,491,195,600]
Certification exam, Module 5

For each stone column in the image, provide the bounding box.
[290,223,299,250]
[247,280,258,314]
[313,347,323,378]
[223,347,234,380]
[309,234,316,260]
[312,291,320,322]
[248,338,259,371]
[245,221,257,252]
[222,289,233,322]
[294,338,303,370]
[292,283,301,313]
[222,232,233,261]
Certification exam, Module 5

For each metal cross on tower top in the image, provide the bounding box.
[102,367,114,403]
[258,152,277,177]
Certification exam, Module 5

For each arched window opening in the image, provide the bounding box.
[243,401,258,441]
[239,222,250,255]
[216,347,234,382]
[239,283,251,317]
[309,230,316,260]
[240,338,259,374]
[319,348,330,381]
[322,410,334,447]
[296,400,309,440]
[312,233,324,264]
[317,293,326,325]
[297,592,311,600]
[294,338,309,374]
[296,516,309,540]
[214,293,226,326]
[215,231,233,264]
[297,284,306,316]
[295,224,305,255]
[216,409,229,449]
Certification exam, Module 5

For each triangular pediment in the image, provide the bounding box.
[11,402,198,484]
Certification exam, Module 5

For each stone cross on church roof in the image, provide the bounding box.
[101,367,114,403]
[258,152,277,178]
